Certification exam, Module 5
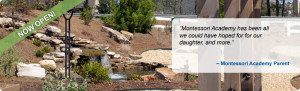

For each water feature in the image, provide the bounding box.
[101,54,127,80]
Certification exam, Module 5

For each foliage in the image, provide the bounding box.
[81,61,110,83]
[0,48,19,77]
[42,77,88,91]
[35,45,52,57]
[127,74,143,81]
[80,6,93,25]
[32,39,43,47]
[33,3,48,11]
[35,50,44,57]
[219,0,224,18]
[97,0,111,14]
[106,0,155,33]
[41,45,52,53]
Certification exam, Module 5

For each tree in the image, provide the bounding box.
[97,0,111,14]
[110,0,155,33]
[80,6,94,25]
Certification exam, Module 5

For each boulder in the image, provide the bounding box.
[45,26,61,36]
[114,54,121,59]
[17,63,46,78]
[121,31,133,40]
[129,54,142,60]
[71,48,83,56]
[43,53,56,60]
[39,60,56,70]
[0,18,13,28]
[107,51,115,56]
[54,58,64,63]
[51,52,65,58]
[34,33,51,42]
[51,39,63,45]
[14,22,25,28]
[154,68,176,80]
[73,39,92,46]
[102,26,130,44]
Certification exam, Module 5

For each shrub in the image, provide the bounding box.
[0,48,19,77]
[41,45,52,53]
[81,61,110,83]
[35,45,52,57]
[80,6,93,25]
[97,0,111,14]
[128,74,143,81]
[108,0,155,33]
[35,50,44,57]
[42,77,88,91]
[32,39,42,47]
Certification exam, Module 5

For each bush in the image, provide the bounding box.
[81,61,110,83]
[0,48,19,77]
[35,45,52,57]
[108,0,155,33]
[43,77,88,91]
[35,50,44,57]
[97,0,111,14]
[80,6,93,25]
[41,45,52,53]
[32,39,42,47]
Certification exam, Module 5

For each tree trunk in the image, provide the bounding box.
[282,0,285,16]
[276,0,279,16]
[267,0,271,16]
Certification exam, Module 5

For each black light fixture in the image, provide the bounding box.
[63,9,74,78]
[63,0,89,79]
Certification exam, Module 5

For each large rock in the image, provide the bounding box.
[121,31,133,40]
[107,51,116,57]
[17,63,46,78]
[14,22,25,28]
[39,60,56,70]
[0,18,13,28]
[51,39,63,45]
[71,48,83,56]
[102,26,130,44]
[73,39,92,46]
[51,52,65,58]
[45,26,61,36]
[42,53,56,60]
[155,68,176,80]
[34,33,51,42]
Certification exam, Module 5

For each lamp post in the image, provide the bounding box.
[63,9,74,78]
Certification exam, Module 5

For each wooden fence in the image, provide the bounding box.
[196,0,262,91]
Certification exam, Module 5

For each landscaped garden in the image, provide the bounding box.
[0,0,198,90]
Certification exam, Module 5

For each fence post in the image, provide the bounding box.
[253,0,262,91]
[196,0,221,91]
[224,0,241,91]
